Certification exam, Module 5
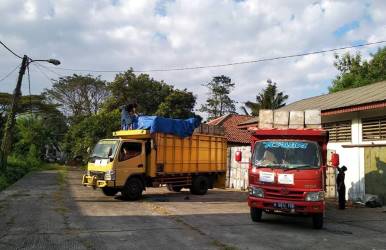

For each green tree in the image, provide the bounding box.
[155,89,196,119]
[62,109,120,161]
[104,70,173,114]
[329,47,386,92]
[0,93,67,153]
[44,74,109,120]
[242,80,288,116]
[199,75,236,120]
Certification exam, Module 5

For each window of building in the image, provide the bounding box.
[362,116,386,141]
[323,120,352,142]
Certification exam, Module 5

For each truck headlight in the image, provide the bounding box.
[249,187,264,198]
[305,191,324,201]
[104,170,116,181]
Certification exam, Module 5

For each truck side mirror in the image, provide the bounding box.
[235,151,242,162]
[331,153,339,167]
[108,147,113,157]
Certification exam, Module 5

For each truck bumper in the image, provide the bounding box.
[248,196,324,214]
[82,175,114,188]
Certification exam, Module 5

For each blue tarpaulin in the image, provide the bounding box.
[133,116,201,138]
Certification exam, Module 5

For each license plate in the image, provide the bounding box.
[273,202,294,210]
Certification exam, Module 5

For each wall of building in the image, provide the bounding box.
[227,145,251,190]
[323,107,386,201]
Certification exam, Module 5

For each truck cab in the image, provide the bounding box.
[247,129,329,229]
[82,130,150,199]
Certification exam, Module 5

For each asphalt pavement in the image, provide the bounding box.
[1,168,386,250]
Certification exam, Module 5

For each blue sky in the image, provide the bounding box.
[0,0,385,116]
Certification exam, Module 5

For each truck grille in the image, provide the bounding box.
[264,187,305,201]
[89,171,105,180]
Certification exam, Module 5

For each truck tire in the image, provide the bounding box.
[250,208,263,222]
[312,214,323,229]
[190,176,209,195]
[101,187,118,196]
[121,178,143,201]
[167,184,183,192]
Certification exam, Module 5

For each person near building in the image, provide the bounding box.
[336,165,347,209]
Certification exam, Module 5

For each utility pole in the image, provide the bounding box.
[0,55,28,169]
[0,55,61,169]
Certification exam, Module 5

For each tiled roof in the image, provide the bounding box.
[207,114,252,144]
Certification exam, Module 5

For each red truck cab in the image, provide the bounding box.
[247,129,329,229]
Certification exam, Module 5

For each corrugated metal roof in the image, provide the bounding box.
[280,81,386,111]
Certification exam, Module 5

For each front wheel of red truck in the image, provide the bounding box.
[312,214,323,229]
[250,208,262,222]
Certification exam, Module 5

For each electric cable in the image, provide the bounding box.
[34,61,64,77]
[27,63,33,115]
[0,40,23,59]
[0,64,19,82]
[50,40,386,73]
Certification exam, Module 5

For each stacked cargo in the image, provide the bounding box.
[258,109,322,129]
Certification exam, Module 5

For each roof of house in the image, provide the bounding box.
[280,80,386,112]
[207,114,252,144]
[238,81,386,126]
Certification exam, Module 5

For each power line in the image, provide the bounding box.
[34,61,64,77]
[27,64,33,115]
[0,40,23,59]
[51,40,386,73]
[31,64,55,84]
[0,64,19,82]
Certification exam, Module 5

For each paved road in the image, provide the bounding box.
[1,168,386,250]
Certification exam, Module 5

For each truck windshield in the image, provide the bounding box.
[252,141,321,169]
[89,140,118,162]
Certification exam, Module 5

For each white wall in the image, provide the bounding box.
[227,145,251,190]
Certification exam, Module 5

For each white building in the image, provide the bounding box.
[239,81,386,203]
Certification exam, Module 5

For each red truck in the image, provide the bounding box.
[245,128,337,229]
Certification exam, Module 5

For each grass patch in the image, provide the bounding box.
[0,154,66,192]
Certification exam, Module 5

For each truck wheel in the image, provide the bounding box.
[101,187,118,196]
[312,214,323,229]
[250,208,263,222]
[122,178,143,201]
[190,176,209,195]
[167,184,182,192]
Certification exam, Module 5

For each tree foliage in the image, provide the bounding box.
[199,75,236,120]
[104,70,173,114]
[155,89,196,119]
[242,81,288,116]
[44,74,109,120]
[329,47,386,92]
[62,109,120,161]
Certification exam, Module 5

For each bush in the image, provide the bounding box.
[0,154,42,191]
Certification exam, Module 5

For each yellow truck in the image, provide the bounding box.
[82,129,227,200]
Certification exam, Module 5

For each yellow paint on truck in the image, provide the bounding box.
[82,129,227,199]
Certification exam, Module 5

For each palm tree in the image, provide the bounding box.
[242,79,288,116]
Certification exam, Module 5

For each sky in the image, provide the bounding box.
[0,0,386,116]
